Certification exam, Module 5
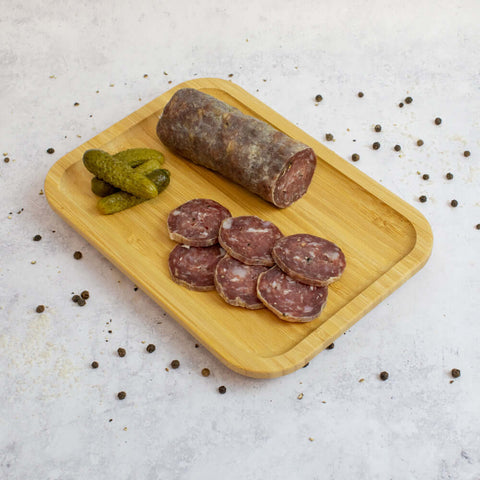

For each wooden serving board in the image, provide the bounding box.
[45,78,433,378]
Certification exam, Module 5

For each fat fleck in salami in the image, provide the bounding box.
[218,216,283,266]
[257,266,328,322]
[214,254,268,309]
[167,199,232,247]
[168,244,225,291]
[156,88,316,208]
[272,234,346,286]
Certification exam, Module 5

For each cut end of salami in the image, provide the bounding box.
[168,244,225,291]
[257,266,328,322]
[272,234,346,286]
[218,215,283,266]
[167,198,232,247]
[214,254,268,309]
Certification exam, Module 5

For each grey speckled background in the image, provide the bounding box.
[1,1,479,479]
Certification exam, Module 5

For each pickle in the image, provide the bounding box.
[91,158,164,197]
[97,169,170,215]
[83,149,158,199]
[112,148,165,167]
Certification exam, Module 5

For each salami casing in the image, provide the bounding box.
[257,266,328,322]
[218,216,283,266]
[156,88,316,208]
[272,234,346,286]
[167,198,232,247]
[168,244,225,291]
[214,254,268,309]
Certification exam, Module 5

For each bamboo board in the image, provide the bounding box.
[44,78,433,378]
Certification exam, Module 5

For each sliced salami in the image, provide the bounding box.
[167,199,232,247]
[168,244,225,291]
[214,254,268,309]
[272,234,346,286]
[257,266,328,322]
[218,216,283,266]
[156,88,316,208]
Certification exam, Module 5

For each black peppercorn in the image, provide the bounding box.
[434,117,442,125]
[422,174,430,180]
[405,96,413,104]
[77,297,86,306]
[419,195,427,203]
[73,251,82,260]
[351,153,360,162]
[394,145,401,152]
[372,142,380,150]
[218,386,227,394]
[4,157,9,163]
[451,368,461,378]
[450,199,458,207]
[74,102,79,106]
[117,391,126,400]
[72,294,80,303]
[46,148,55,154]
[374,124,382,132]
[315,94,323,102]
[201,368,210,377]
[399,102,404,108]
[446,172,453,180]
[33,234,42,241]
[117,348,126,357]
[171,359,180,369]
[417,139,424,147]
[81,290,89,299]
[476,224,480,230]
[146,344,156,353]
[464,150,471,157]
[380,371,389,381]
[326,343,335,350]
[91,361,99,369]
[325,133,334,141]
[36,305,45,313]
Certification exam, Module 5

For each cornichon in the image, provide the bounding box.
[91,158,165,197]
[97,169,170,215]
[112,148,165,166]
[83,149,158,199]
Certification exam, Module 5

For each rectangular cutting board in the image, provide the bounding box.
[45,78,433,378]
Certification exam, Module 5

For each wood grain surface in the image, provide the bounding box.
[44,78,433,378]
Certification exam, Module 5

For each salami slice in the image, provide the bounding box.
[214,255,268,309]
[167,199,232,247]
[218,216,283,266]
[272,234,346,286]
[156,88,316,208]
[257,266,328,322]
[168,244,225,291]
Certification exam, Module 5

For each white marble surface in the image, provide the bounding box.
[1,1,479,479]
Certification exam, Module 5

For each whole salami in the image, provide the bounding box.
[168,244,225,291]
[214,254,268,309]
[156,88,316,208]
[272,234,346,286]
[257,266,328,322]
[167,198,232,247]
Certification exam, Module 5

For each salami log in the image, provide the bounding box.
[156,88,316,208]
[272,234,346,286]
[257,266,328,323]
[167,198,232,247]
[168,244,225,291]
[214,254,268,309]
[218,216,283,266]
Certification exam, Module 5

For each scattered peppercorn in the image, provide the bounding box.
[201,368,210,377]
[357,92,364,98]
[146,344,156,353]
[326,343,335,350]
[91,361,99,369]
[417,139,424,147]
[374,124,382,132]
[380,371,389,381]
[143,74,148,78]
[351,153,360,162]
[117,348,126,357]
[434,117,442,125]
[4,157,9,163]
[422,174,430,180]
[117,391,126,400]
[81,290,89,300]
[171,360,180,369]
[394,145,401,152]
[372,142,380,150]
[218,386,227,394]
[77,297,86,306]
[73,251,82,260]
[74,102,79,106]
[315,94,323,102]
[72,294,80,303]
[33,234,42,241]
[419,195,427,203]
[451,368,461,378]
[405,96,413,104]
[36,305,45,313]
[464,150,470,157]
[446,172,453,180]
[303,362,309,368]
[476,224,480,230]
[46,148,55,154]
[325,133,334,141]
[450,199,458,207]
[398,102,404,108]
